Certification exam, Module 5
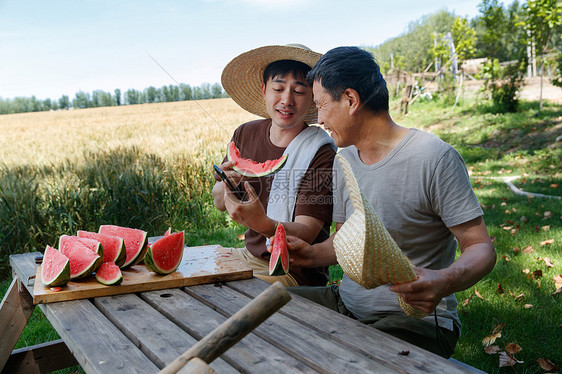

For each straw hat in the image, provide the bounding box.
[221,44,322,123]
[333,154,427,318]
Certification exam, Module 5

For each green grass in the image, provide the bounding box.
[1,96,561,373]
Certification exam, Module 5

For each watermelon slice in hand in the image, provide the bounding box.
[227,141,288,177]
[41,245,70,287]
[99,225,148,268]
[269,223,289,276]
[145,230,184,275]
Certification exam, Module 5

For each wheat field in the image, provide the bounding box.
[0,98,258,167]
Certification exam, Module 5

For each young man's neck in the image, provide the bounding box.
[354,111,409,165]
[269,120,307,148]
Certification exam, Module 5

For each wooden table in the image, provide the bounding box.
[3,251,483,373]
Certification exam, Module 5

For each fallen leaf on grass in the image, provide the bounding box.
[502,226,513,230]
[544,211,553,218]
[502,255,510,262]
[520,215,529,223]
[522,245,534,254]
[462,294,473,306]
[554,287,562,296]
[505,343,522,355]
[554,275,562,289]
[482,331,502,346]
[522,269,530,274]
[541,225,550,231]
[237,234,245,241]
[484,345,501,354]
[538,257,554,268]
[512,247,520,253]
[497,283,504,294]
[550,183,560,189]
[499,351,523,367]
[524,304,533,308]
[540,238,554,246]
[474,288,484,300]
[537,358,559,371]
[533,269,543,278]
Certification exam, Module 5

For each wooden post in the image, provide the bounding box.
[159,281,291,374]
[0,277,36,371]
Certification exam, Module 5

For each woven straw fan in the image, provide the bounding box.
[333,154,427,318]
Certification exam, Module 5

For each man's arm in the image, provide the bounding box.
[389,216,496,314]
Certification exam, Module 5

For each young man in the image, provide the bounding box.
[213,44,336,287]
[285,46,496,358]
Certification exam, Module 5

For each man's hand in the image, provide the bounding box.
[268,234,338,268]
[389,216,496,315]
[389,267,450,314]
[212,160,244,211]
[223,181,275,236]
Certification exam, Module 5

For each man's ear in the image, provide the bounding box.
[261,82,267,98]
[343,88,361,116]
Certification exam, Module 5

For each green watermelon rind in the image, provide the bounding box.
[269,256,288,276]
[228,141,288,178]
[129,234,148,267]
[144,231,184,275]
[41,246,71,287]
[95,263,123,286]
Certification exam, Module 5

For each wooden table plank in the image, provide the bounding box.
[141,287,316,373]
[228,278,482,374]
[43,299,160,374]
[186,282,400,374]
[93,293,237,373]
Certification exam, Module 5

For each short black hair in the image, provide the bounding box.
[306,46,389,113]
[263,59,311,85]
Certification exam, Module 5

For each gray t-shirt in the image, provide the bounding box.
[334,128,483,331]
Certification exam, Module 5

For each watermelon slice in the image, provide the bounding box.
[41,245,70,287]
[228,141,288,177]
[269,223,289,276]
[59,239,103,279]
[99,225,148,268]
[95,262,123,286]
[77,230,126,267]
[145,230,184,275]
[59,235,104,260]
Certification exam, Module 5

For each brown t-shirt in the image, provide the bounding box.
[222,119,335,286]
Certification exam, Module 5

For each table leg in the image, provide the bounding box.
[0,277,36,371]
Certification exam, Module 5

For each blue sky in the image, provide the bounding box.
[0,0,506,100]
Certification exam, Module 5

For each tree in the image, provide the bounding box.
[114,89,121,106]
[73,91,91,109]
[58,95,70,110]
[180,83,192,100]
[477,0,507,63]
[211,83,224,98]
[452,17,477,63]
[520,0,562,111]
[124,89,142,105]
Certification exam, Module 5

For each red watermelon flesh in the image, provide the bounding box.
[269,223,289,276]
[59,239,102,279]
[41,245,70,287]
[77,230,126,267]
[144,231,184,275]
[99,225,148,268]
[59,235,104,259]
[228,141,288,177]
[95,262,123,286]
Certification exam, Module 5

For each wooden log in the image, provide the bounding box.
[159,281,291,374]
[2,339,78,374]
[177,358,216,374]
[0,278,35,371]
